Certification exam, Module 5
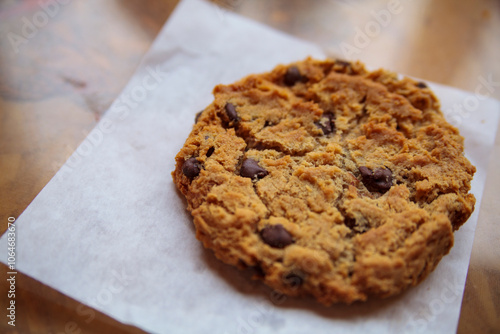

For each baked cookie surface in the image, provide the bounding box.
[172,58,476,305]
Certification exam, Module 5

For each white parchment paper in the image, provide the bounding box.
[2,0,499,333]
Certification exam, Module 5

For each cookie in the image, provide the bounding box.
[172,58,476,305]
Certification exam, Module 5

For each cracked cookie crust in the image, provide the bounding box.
[172,58,476,305]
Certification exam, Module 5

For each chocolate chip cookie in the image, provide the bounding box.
[172,58,476,305]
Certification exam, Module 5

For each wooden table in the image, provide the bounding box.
[0,0,498,332]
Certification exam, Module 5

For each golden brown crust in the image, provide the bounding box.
[172,58,476,305]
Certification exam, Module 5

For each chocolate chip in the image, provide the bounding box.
[195,110,203,123]
[336,60,352,68]
[344,216,356,229]
[206,147,214,158]
[240,158,269,180]
[416,82,428,88]
[315,112,336,135]
[359,166,371,176]
[260,224,293,248]
[284,66,304,86]
[182,157,201,179]
[224,102,239,123]
[251,265,265,278]
[359,166,393,193]
[284,272,304,288]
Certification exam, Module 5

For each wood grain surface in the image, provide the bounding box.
[0,0,498,333]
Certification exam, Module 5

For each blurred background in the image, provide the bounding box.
[0,0,498,332]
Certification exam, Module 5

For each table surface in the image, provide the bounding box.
[0,0,499,333]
